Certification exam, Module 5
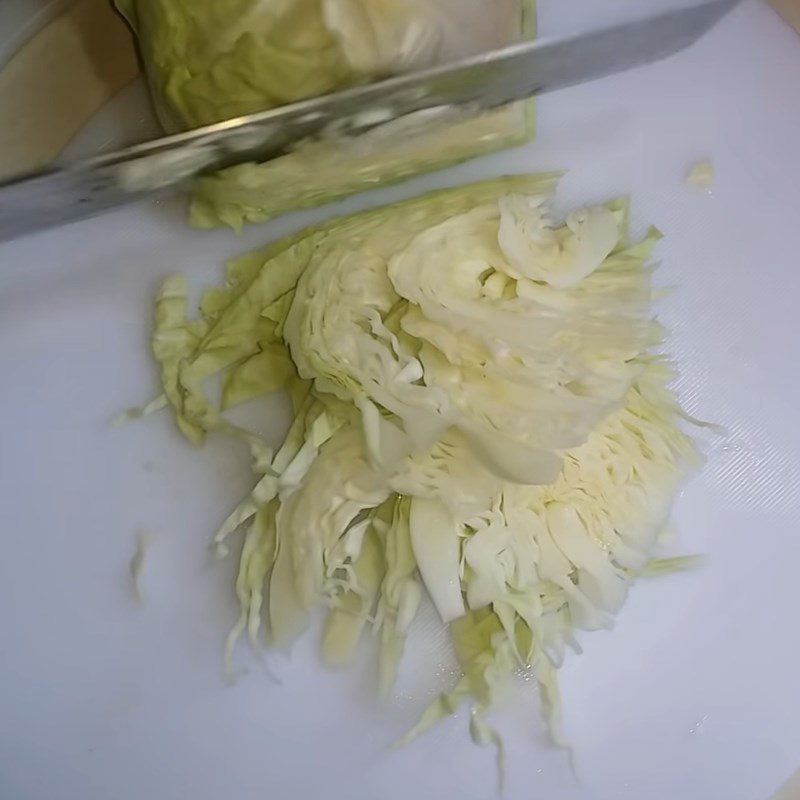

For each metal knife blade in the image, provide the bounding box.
[0,0,739,242]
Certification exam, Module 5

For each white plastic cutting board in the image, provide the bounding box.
[2,3,800,800]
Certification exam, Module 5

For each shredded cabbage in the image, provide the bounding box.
[139,174,701,763]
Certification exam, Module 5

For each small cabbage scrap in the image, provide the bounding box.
[140,174,700,763]
[685,159,715,191]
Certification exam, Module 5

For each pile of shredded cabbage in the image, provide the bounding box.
[140,174,699,758]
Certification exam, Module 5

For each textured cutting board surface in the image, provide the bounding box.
[1,3,800,800]
[0,0,138,177]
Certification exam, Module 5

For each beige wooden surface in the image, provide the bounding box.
[770,0,800,32]
[0,0,138,178]
[769,766,800,800]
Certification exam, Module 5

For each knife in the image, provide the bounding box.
[0,0,739,242]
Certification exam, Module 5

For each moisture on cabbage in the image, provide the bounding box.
[138,174,700,757]
[115,0,536,228]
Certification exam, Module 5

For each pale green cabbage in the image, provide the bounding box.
[114,0,356,132]
[138,174,700,760]
[116,0,537,228]
[321,0,446,74]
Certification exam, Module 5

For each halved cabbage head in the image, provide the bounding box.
[142,174,699,755]
[114,0,536,227]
